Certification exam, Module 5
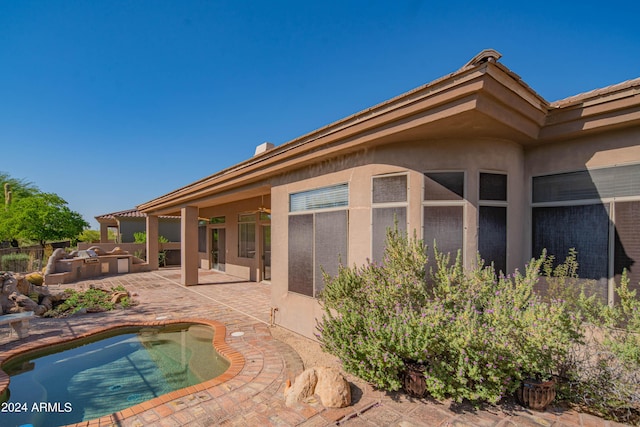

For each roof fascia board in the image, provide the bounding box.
[142,96,483,213]
[486,62,550,112]
[541,92,640,140]
[550,77,640,108]
[139,57,554,214]
[475,95,541,140]
[142,66,486,200]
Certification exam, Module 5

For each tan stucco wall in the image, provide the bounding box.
[526,128,640,177]
[271,138,527,339]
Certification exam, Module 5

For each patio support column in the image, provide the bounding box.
[181,206,199,286]
[146,214,159,270]
[100,223,109,243]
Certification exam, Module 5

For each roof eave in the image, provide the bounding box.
[138,51,551,214]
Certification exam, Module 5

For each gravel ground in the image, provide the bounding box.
[270,325,342,371]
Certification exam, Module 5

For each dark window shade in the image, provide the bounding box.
[198,225,206,252]
[480,173,507,201]
[614,201,640,295]
[609,164,640,198]
[479,206,507,274]
[532,204,610,280]
[424,172,464,201]
[533,164,640,203]
[372,207,407,263]
[423,206,464,265]
[314,210,348,296]
[373,175,407,203]
[288,215,314,296]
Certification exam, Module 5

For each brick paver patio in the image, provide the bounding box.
[0,269,631,426]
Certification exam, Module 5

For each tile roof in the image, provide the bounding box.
[550,77,640,108]
[96,208,179,221]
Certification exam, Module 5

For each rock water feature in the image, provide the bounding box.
[1,271,131,317]
[1,271,57,315]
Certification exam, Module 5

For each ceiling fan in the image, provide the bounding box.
[250,195,271,214]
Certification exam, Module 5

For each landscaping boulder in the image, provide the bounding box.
[26,272,44,286]
[16,275,31,295]
[315,367,351,408]
[284,367,351,408]
[284,368,318,406]
[110,291,129,304]
[44,248,68,276]
[9,292,42,314]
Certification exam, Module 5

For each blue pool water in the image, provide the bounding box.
[1,323,229,427]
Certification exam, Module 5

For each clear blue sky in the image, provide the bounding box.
[1,1,638,229]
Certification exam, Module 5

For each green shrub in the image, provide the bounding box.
[1,253,30,272]
[318,229,582,404]
[134,232,169,266]
[44,286,132,317]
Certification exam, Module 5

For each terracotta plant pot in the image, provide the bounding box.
[515,378,556,411]
[403,362,427,397]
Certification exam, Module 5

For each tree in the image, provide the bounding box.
[0,172,39,206]
[0,192,89,247]
[78,229,101,243]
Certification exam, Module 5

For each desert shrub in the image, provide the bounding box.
[1,253,30,272]
[556,270,640,424]
[419,251,581,403]
[134,232,169,266]
[318,229,582,404]
[318,229,430,390]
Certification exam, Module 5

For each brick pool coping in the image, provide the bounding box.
[0,318,245,427]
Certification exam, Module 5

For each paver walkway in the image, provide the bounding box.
[0,269,632,427]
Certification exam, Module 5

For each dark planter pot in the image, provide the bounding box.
[515,378,556,411]
[403,362,427,397]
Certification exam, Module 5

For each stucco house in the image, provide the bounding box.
[137,50,640,339]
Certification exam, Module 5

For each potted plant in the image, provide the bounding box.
[403,361,427,397]
[515,375,556,411]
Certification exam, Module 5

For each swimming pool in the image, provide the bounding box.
[1,323,230,427]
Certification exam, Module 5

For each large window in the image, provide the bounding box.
[614,201,640,294]
[372,174,407,262]
[238,213,256,258]
[532,204,610,280]
[288,184,349,297]
[478,172,507,274]
[532,164,640,300]
[423,172,465,266]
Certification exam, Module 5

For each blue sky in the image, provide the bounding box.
[1,1,639,229]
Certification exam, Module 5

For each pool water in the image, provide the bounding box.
[1,323,229,427]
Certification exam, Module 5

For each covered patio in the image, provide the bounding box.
[140,184,272,287]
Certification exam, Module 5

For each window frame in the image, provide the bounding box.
[287,183,350,298]
[530,163,640,304]
[422,170,467,265]
[370,172,409,262]
[237,212,256,259]
[478,171,508,274]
